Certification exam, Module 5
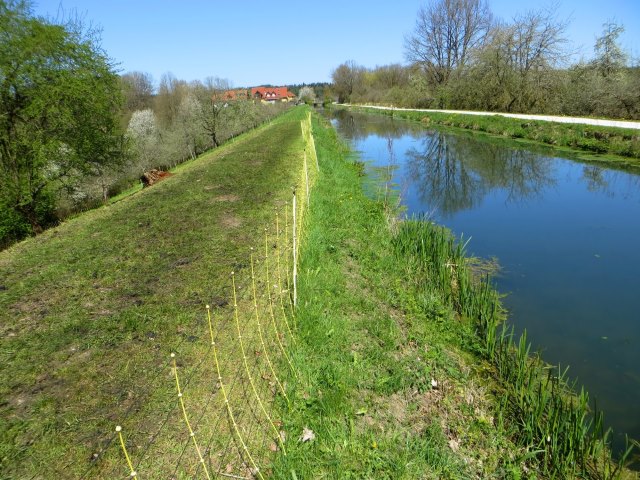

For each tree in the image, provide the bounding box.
[173,92,208,160]
[0,0,123,234]
[331,60,366,103]
[192,77,232,148]
[126,109,160,173]
[298,86,316,105]
[561,21,637,118]
[404,0,492,87]
[366,64,412,106]
[155,72,188,128]
[471,7,569,112]
[592,21,627,78]
[121,71,155,112]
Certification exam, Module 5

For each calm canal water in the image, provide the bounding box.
[328,109,640,451]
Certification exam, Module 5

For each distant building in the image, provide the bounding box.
[213,86,296,104]
[251,86,296,103]
[213,89,249,102]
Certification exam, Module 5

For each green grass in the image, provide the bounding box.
[346,106,640,168]
[394,218,639,478]
[273,113,637,478]
[0,107,309,479]
[2,105,637,479]
[273,114,538,478]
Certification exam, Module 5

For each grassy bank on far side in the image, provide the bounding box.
[274,113,637,478]
[344,105,640,169]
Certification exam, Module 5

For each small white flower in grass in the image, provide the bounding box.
[431,378,438,389]
[299,427,315,443]
[115,425,122,432]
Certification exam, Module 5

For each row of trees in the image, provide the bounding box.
[332,0,639,119]
[119,74,286,201]
[55,71,286,241]
[0,1,288,248]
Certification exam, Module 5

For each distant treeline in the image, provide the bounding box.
[287,82,331,101]
[331,1,639,120]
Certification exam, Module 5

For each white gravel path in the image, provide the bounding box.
[352,105,640,130]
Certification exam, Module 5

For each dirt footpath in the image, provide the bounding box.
[357,105,640,130]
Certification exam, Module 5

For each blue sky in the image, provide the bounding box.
[32,0,640,89]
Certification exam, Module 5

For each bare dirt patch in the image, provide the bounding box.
[213,194,240,202]
[221,215,242,229]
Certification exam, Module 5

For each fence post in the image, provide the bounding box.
[292,190,297,308]
[304,150,310,205]
[115,426,137,479]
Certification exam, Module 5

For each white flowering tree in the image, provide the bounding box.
[172,93,209,161]
[298,86,316,105]
[127,109,160,173]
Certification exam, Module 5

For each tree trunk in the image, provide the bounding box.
[17,203,43,235]
[100,176,109,204]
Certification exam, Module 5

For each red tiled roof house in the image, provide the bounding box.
[251,86,296,103]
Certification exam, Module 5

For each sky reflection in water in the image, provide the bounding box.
[330,109,640,450]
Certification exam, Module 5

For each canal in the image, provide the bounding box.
[328,108,640,451]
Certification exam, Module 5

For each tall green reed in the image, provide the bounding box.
[393,216,636,478]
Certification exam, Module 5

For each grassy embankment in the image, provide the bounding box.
[1,104,636,479]
[0,107,311,478]
[274,113,637,478]
[345,105,640,169]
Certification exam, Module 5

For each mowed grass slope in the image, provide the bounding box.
[0,108,307,478]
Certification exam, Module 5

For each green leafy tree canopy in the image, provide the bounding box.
[0,0,123,234]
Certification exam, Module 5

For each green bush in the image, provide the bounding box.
[0,193,57,250]
[0,204,31,249]
[577,138,608,153]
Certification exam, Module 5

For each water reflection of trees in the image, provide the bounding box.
[406,132,556,215]
[330,110,640,211]
[330,109,423,141]
[581,165,640,200]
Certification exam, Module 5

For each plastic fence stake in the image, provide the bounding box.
[115,426,138,479]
